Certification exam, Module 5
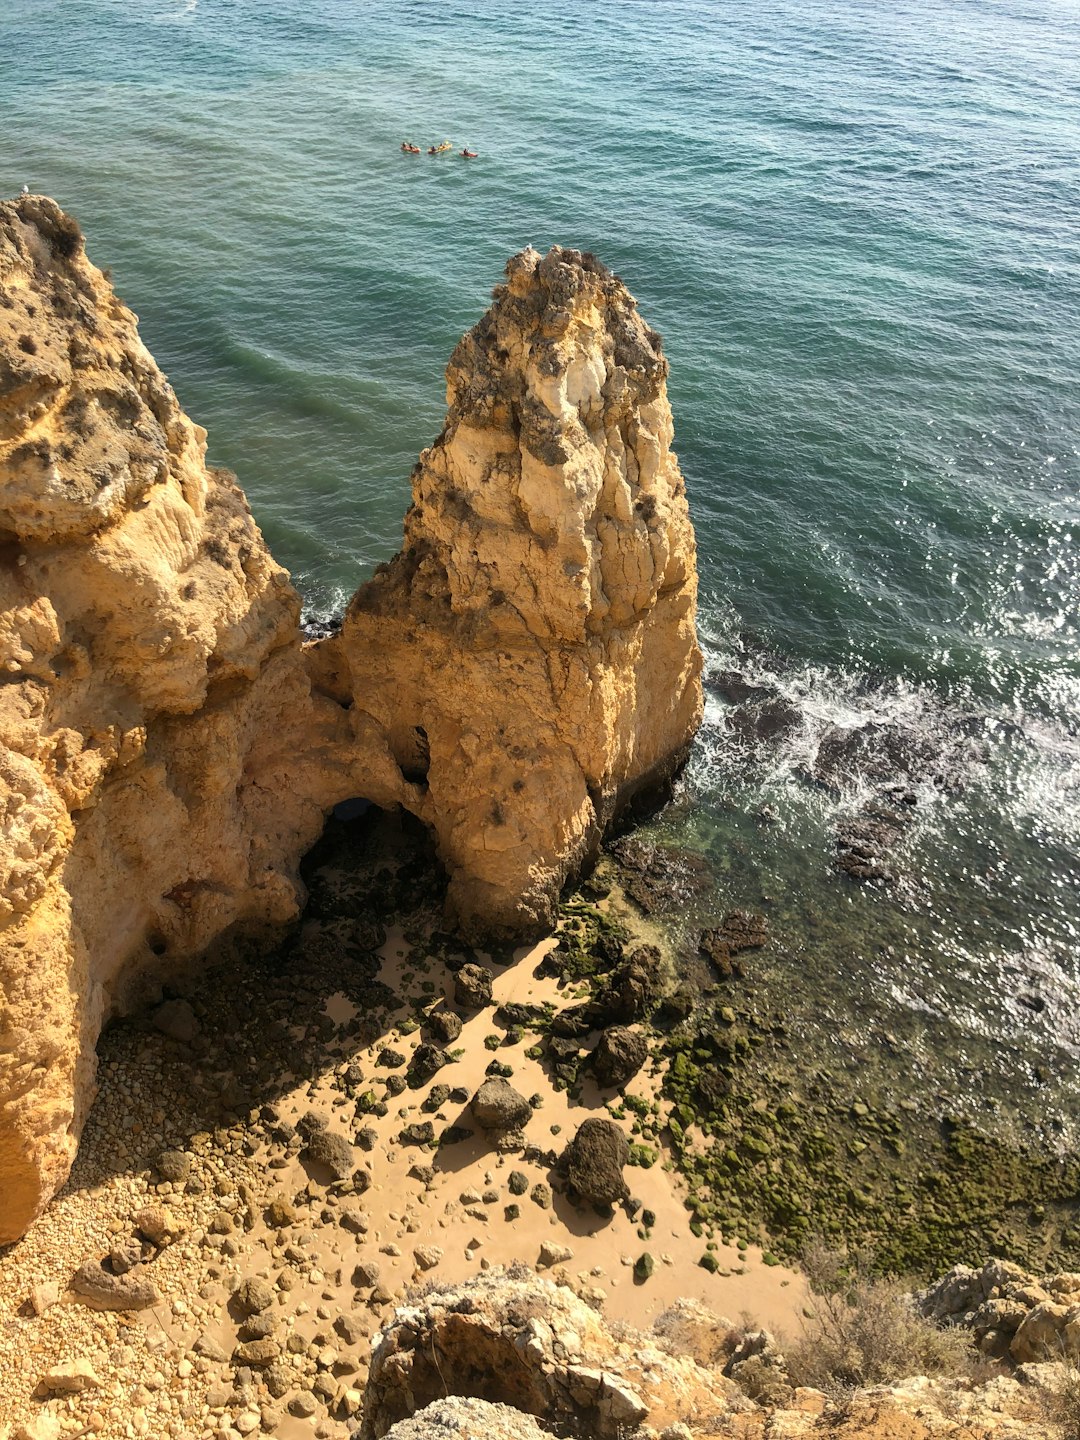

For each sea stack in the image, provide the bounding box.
[0,206,701,1242]
[327,245,703,936]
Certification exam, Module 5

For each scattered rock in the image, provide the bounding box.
[71,1259,161,1311]
[27,1280,60,1316]
[265,1192,297,1227]
[414,1245,443,1271]
[303,1127,355,1182]
[471,1078,531,1133]
[288,1390,320,1418]
[156,1148,191,1183]
[590,1027,648,1088]
[353,1258,382,1289]
[38,1359,103,1394]
[409,1043,449,1086]
[427,1010,463,1044]
[233,1277,276,1315]
[537,1242,574,1268]
[234,1339,281,1368]
[508,1171,528,1196]
[454,963,494,1010]
[134,1203,177,1246]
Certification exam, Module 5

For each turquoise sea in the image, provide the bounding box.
[3,0,1079,1144]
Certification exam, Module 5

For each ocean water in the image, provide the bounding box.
[3,0,1079,1139]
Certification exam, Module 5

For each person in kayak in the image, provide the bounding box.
[461,148,478,158]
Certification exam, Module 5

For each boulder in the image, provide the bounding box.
[382,1397,550,1440]
[361,1270,737,1440]
[562,1119,629,1208]
[590,1027,648,1089]
[470,1079,532,1133]
[454,964,494,1010]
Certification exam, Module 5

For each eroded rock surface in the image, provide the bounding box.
[362,1269,743,1439]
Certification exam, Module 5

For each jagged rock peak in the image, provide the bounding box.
[0,195,208,542]
[356,244,694,645]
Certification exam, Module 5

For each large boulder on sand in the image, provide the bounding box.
[470,1079,532,1133]
[562,1118,629,1207]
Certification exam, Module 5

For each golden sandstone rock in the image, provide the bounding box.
[0,199,700,1242]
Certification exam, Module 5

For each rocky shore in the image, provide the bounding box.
[2,199,1077,1440]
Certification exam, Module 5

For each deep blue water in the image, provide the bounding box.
[3,0,1079,1136]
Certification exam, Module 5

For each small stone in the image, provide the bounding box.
[28,1280,60,1315]
[233,1339,280,1368]
[530,1182,552,1209]
[377,1047,406,1068]
[233,1277,275,1315]
[288,1391,319,1418]
[135,1203,177,1246]
[234,1414,261,1436]
[356,1126,378,1152]
[634,1252,655,1282]
[538,1241,574,1269]
[413,1245,443,1271]
[38,1359,103,1393]
[157,1149,191,1183]
[508,1170,529,1196]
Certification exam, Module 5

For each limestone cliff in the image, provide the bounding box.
[323,244,702,935]
[0,204,701,1242]
[0,197,362,1244]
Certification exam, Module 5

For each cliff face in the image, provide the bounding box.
[0,203,701,1242]
[0,198,360,1244]
[326,245,702,935]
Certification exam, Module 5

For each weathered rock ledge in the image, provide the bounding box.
[0,198,701,1241]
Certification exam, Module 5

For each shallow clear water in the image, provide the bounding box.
[3,0,1079,1139]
